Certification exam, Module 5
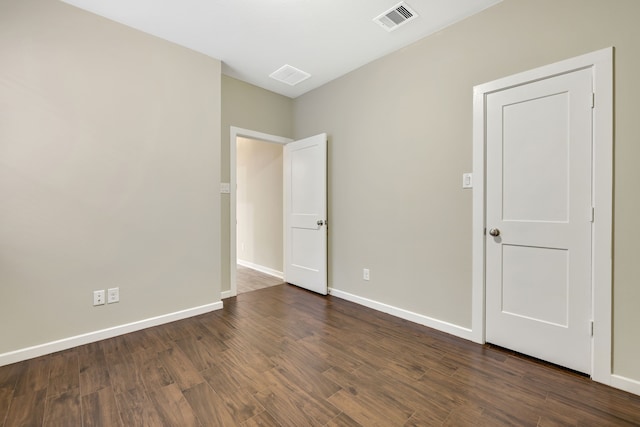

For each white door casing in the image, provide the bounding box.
[284,133,328,295]
[472,48,613,384]
[485,68,593,374]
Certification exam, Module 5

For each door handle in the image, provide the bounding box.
[489,228,500,237]
[317,220,325,227]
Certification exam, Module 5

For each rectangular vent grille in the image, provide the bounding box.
[269,64,311,86]
[374,2,418,32]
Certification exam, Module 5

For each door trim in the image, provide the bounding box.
[228,127,292,298]
[471,48,613,384]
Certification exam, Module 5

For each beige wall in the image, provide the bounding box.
[221,76,293,292]
[236,138,283,272]
[294,0,640,381]
[0,0,221,354]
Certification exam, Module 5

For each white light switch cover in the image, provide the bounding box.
[462,173,473,189]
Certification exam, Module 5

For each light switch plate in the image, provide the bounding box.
[220,182,230,194]
[462,173,473,189]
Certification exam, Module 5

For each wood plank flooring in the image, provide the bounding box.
[236,266,283,294]
[1,284,640,426]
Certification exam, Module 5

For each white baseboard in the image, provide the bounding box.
[611,374,640,396]
[237,259,283,279]
[221,290,233,299]
[0,301,223,367]
[328,288,474,342]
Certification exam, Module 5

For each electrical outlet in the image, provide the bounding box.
[107,287,120,304]
[93,290,105,306]
[363,268,370,281]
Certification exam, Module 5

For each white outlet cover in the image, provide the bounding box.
[107,287,119,304]
[93,290,105,306]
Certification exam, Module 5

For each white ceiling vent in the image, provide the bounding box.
[374,2,418,32]
[269,64,311,86]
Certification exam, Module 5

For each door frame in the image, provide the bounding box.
[471,48,613,384]
[229,127,292,298]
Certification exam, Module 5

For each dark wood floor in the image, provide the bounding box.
[1,284,640,426]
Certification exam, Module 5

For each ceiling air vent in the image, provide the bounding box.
[269,64,311,86]
[374,2,418,32]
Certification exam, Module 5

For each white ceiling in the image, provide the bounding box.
[61,0,502,98]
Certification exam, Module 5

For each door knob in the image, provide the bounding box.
[317,220,325,226]
[489,228,500,237]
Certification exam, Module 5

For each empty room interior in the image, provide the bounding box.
[2,0,640,425]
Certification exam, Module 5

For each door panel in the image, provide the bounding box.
[284,134,327,295]
[501,245,568,326]
[485,68,593,373]
[502,93,569,222]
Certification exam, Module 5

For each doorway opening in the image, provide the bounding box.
[236,136,284,294]
[228,127,292,297]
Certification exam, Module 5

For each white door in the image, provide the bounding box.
[485,68,593,373]
[284,133,327,295]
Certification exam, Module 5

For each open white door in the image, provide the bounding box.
[284,133,327,295]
